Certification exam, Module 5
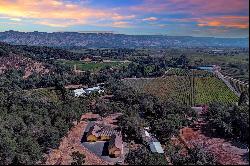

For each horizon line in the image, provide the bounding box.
[0,30,249,39]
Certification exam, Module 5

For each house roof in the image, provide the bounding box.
[85,86,101,91]
[87,124,117,137]
[74,86,101,93]
[149,142,164,154]
[84,121,96,133]
[109,133,123,150]
[73,88,85,93]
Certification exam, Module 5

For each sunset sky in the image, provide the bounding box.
[0,0,249,37]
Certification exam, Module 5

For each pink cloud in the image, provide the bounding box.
[142,17,158,21]
[111,21,132,28]
[197,16,249,29]
[0,0,136,27]
[131,0,249,30]
[132,0,249,15]
[112,14,136,21]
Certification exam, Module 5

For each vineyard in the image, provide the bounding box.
[165,68,214,77]
[194,77,238,105]
[123,73,239,106]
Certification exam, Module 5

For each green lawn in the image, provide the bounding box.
[56,60,130,72]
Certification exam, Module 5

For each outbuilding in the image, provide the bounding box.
[149,142,164,154]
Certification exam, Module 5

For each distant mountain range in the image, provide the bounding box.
[0,31,248,48]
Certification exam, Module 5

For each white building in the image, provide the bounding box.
[84,86,104,94]
[73,88,86,97]
[73,86,104,97]
[149,142,164,154]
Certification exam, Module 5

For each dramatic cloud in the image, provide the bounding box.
[0,0,135,27]
[131,0,249,30]
[197,16,249,29]
[0,0,248,37]
[131,0,248,15]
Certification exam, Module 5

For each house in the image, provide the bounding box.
[85,122,123,158]
[73,88,86,97]
[86,124,117,142]
[73,86,104,97]
[108,133,123,158]
[84,86,104,95]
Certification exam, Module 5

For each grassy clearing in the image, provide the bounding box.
[56,60,130,72]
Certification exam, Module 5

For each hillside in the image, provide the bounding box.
[0,43,54,78]
[0,42,88,78]
[0,53,51,78]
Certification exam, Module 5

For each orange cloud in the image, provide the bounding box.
[112,14,136,21]
[0,0,135,27]
[111,21,131,28]
[35,20,85,27]
[197,16,249,29]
